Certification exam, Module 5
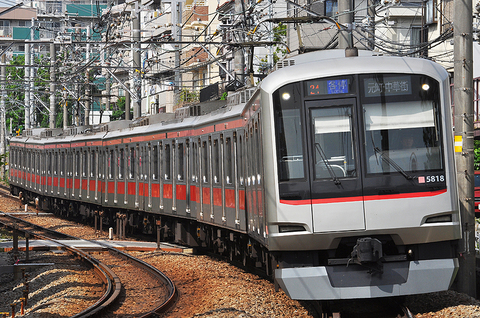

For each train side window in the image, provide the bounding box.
[202,140,209,183]
[60,152,65,176]
[225,137,232,184]
[118,148,124,179]
[152,145,159,180]
[68,151,73,177]
[177,143,184,181]
[83,151,87,178]
[90,150,96,178]
[191,142,197,182]
[165,143,171,180]
[159,142,163,179]
[98,151,104,179]
[142,146,148,181]
[47,152,52,174]
[32,152,35,173]
[129,147,135,179]
[54,153,58,176]
[75,152,80,177]
[239,135,244,186]
[213,139,220,184]
[108,149,114,179]
[255,122,261,183]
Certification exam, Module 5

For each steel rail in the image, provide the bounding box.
[0,212,178,316]
[0,213,122,317]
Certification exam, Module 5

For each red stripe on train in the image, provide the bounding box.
[280,189,448,205]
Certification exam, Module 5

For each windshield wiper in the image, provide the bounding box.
[315,143,341,185]
[373,147,414,180]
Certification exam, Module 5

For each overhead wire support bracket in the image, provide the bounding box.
[105,68,140,102]
[61,85,88,112]
[32,93,53,115]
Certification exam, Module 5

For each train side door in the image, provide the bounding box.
[305,98,365,232]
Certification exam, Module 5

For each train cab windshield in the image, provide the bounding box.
[273,72,445,201]
[360,74,443,177]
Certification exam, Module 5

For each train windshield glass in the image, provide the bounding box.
[361,74,443,174]
[273,83,306,181]
[311,106,356,179]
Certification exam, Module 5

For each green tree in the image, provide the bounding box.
[6,55,26,134]
[258,23,288,74]
[110,96,131,121]
[475,140,480,170]
[6,53,56,131]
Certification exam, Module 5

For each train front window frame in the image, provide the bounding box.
[310,106,356,180]
[360,74,444,175]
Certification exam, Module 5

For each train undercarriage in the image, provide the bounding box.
[11,185,277,278]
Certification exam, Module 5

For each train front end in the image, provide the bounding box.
[261,51,461,300]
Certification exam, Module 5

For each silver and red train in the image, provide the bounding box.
[9,49,461,300]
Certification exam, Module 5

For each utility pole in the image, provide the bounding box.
[24,42,30,129]
[49,43,56,128]
[30,18,35,127]
[338,0,353,49]
[367,0,375,50]
[234,0,245,86]
[1,54,5,179]
[104,47,111,125]
[453,0,475,297]
[133,1,142,119]
[125,83,131,120]
[85,25,91,126]
[63,89,68,129]
[169,0,184,107]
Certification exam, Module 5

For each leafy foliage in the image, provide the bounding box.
[475,140,480,170]
[6,54,58,132]
[0,152,8,183]
[110,96,131,121]
[258,23,288,74]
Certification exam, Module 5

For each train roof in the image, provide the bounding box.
[261,49,449,94]
[102,102,246,140]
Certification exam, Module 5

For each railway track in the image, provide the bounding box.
[0,212,177,317]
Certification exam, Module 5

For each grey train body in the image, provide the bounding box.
[9,50,461,300]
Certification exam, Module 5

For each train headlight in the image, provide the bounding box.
[407,249,414,259]
[422,83,430,91]
[281,92,291,101]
